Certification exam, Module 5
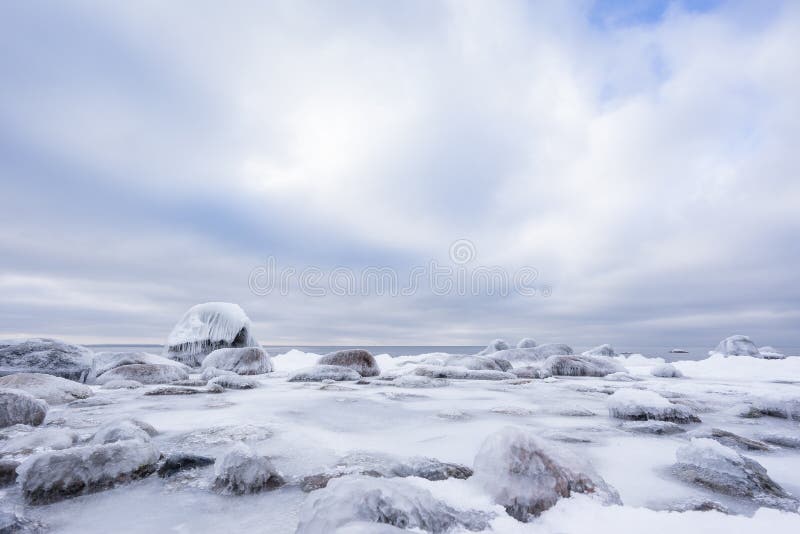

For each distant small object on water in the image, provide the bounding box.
[670,349,689,354]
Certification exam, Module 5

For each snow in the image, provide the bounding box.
[0,373,93,404]
[0,338,93,382]
[200,347,272,375]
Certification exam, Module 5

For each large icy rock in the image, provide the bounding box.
[492,343,574,363]
[650,363,683,378]
[296,476,491,533]
[90,419,157,445]
[472,426,620,521]
[542,354,624,377]
[0,373,93,404]
[516,338,537,348]
[705,428,771,452]
[758,346,786,360]
[672,438,798,511]
[288,365,361,382]
[91,351,189,380]
[17,439,160,504]
[212,443,284,494]
[0,338,93,382]
[165,302,259,367]
[444,354,510,372]
[477,339,510,355]
[711,335,760,357]
[318,350,380,377]
[200,347,272,375]
[582,344,616,357]
[95,363,189,385]
[157,453,215,478]
[607,389,700,423]
[413,365,515,381]
[0,388,47,428]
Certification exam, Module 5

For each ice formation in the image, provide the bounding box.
[493,343,574,363]
[650,363,683,378]
[200,347,272,375]
[95,363,189,385]
[711,335,761,357]
[91,351,189,380]
[477,339,510,355]
[165,302,259,367]
[582,344,616,357]
[318,349,380,377]
[516,338,538,348]
[90,419,157,445]
[758,346,786,360]
[0,388,47,428]
[705,428,771,452]
[208,374,259,390]
[607,389,700,423]
[157,453,215,478]
[288,365,362,382]
[0,373,93,404]
[212,443,284,495]
[413,365,515,380]
[0,428,78,458]
[0,338,93,382]
[444,354,511,372]
[542,354,624,377]
[200,366,236,380]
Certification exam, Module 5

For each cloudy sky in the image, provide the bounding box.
[1,0,798,350]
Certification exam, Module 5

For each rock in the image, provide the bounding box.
[318,350,380,377]
[492,343,574,363]
[472,426,620,521]
[477,339,510,355]
[144,385,206,395]
[0,338,93,382]
[95,363,189,385]
[91,351,189,380]
[201,367,237,380]
[516,338,537,348]
[443,355,510,372]
[173,379,208,387]
[1,428,78,457]
[68,397,115,408]
[711,335,760,357]
[706,428,772,451]
[0,511,46,533]
[650,363,683,378]
[1,458,20,486]
[543,355,625,377]
[758,433,800,449]
[582,344,616,357]
[413,366,515,381]
[389,375,448,388]
[0,373,93,404]
[17,439,160,504]
[666,499,731,514]
[0,388,47,428]
[91,419,157,444]
[296,476,491,534]
[201,347,272,375]
[208,375,259,390]
[758,346,786,360]
[672,438,798,511]
[744,395,800,420]
[288,365,362,382]
[212,443,284,494]
[669,348,689,354]
[101,379,143,390]
[157,453,215,477]
[607,389,700,423]
[620,421,687,435]
[511,366,550,379]
[165,302,260,367]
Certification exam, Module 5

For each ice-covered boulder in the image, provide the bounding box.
[0,428,78,458]
[90,419,157,445]
[444,354,510,372]
[742,394,800,421]
[607,389,700,423]
[758,346,786,360]
[516,338,537,349]
[0,388,47,428]
[620,421,686,435]
[582,344,616,357]
[705,428,771,452]
[101,379,143,390]
[477,339,510,355]
[91,351,189,380]
[157,453,215,478]
[288,365,362,382]
[0,512,45,533]
[0,338,93,382]
[17,439,160,504]
[711,335,760,357]
[0,373,92,404]
[758,433,800,449]
[296,476,491,533]
[672,438,798,511]
[201,367,236,380]
[165,302,259,367]
[493,343,574,363]
[413,365,515,381]
[318,350,380,377]
[212,443,284,494]
[389,375,448,388]
[650,363,683,378]
[472,426,620,521]
[208,375,259,390]
[95,363,189,385]
[201,347,272,375]
[542,354,624,377]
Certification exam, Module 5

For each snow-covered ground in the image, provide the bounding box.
[2,348,800,533]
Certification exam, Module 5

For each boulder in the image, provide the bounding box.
[1,428,78,456]
[443,355,509,372]
[95,363,188,385]
[0,338,93,382]
[91,419,157,445]
[492,343,574,363]
[318,350,380,377]
[620,421,686,435]
[516,338,537,349]
[0,373,93,404]
[101,379,143,390]
[0,512,45,533]
[157,453,215,478]
[607,389,700,423]
[208,375,259,390]
[758,433,800,449]
[582,344,616,357]
[543,355,624,377]
[0,388,47,428]
[201,347,272,375]
[212,443,284,494]
[650,363,683,378]
[91,351,189,380]
[201,367,237,380]
[711,335,760,357]
[706,428,772,452]
[288,365,362,382]
[165,302,259,367]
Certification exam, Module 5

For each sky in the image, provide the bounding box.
[1,0,799,350]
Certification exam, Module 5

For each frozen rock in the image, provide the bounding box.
[212,443,284,494]
[208,374,259,390]
[477,339,510,355]
[0,458,19,486]
[516,338,537,348]
[17,439,160,504]
[0,388,47,428]
[296,476,491,533]
[95,363,189,385]
[705,428,772,451]
[758,346,786,360]
[672,438,798,511]
[444,354,510,372]
[582,344,616,357]
[664,499,731,514]
[144,385,207,395]
[176,424,273,448]
[744,395,800,421]
[603,372,642,382]
[288,365,361,382]
[543,354,625,377]
[493,343,574,363]
[389,375,448,388]
[650,363,683,378]
[157,453,215,478]
[0,512,45,533]
[100,379,142,390]
[0,373,93,404]
[318,350,380,377]
[607,389,700,423]
[201,347,272,375]
[512,366,550,379]
[91,419,157,445]
[620,421,687,435]
[472,426,620,521]
[413,365,515,381]
[201,367,237,380]
[711,335,760,357]
[1,428,78,457]
[758,433,800,449]
[173,379,208,387]
[165,302,260,367]
[91,351,189,380]
[0,338,93,382]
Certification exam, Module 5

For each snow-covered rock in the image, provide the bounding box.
[705,428,771,452]
[201,347,272,375]
[288,365,362,382]
[477,339,510,355]
[672,438,798,511]
[318,350,380,377]
[651,363,684,378]
[165,302,260,367]
[212,443,284,494]
[208,374,259,390]
[0,428,78,457]
[0,388,47,428]
[90,419,157,445]
[95,363,189,385]
[543,355,624,377]
[472,426,620,521]
[711,335,760,358]
[758,346,786,360]
[0,373,93,404]
[743,394,800,421]
[17,439,160,504]
[620,421,687,435]
[516,338,537,348]
[101,379,142,390]
[91,351,189,380]
[413,365,515,381]
[157,453,215,478]
[0,338,93,382]
[389,375,448,388]
[607,389,700,423]
[493,343,574,363]
[296,476,491,533]
[443,354,510,372]
[200,367,237,380]
[582,344,616,357]
[511,365,550,379]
